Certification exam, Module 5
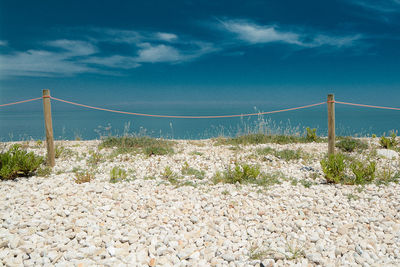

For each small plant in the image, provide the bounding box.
[299,179,313,188]
[162,166,180,185]
[221,190,230,195]
[55,145,74,159]
[249,246,270,260]
[379,131,398,149]
[36,166,52,177]
[256,147,275,155]
[190,151,204,156]
[305,127,318,142]
[284,240,306,260]
[181,162,205,180]
[74,170,94,184]
[100,136,175,156]
[320,153,347,184]
[372,134,377,138]
[109,166,128,183]
[36,140,43,147]
[144,145,173,156]
[55,146,64,158]
[214,133,314,146]
[350,160,376,185]
[336,137,368,152]
[375,163,400,185]
[223,163,260,184]
[87,150,104,166]
[346,193,360,201]
[212,163,282,186]
[0,144,44,180]
[274,149,302,161]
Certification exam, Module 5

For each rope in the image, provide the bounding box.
[0,97,42,107]
[50,96,325,119]
[335,101,400,111]
[2,95,400,117]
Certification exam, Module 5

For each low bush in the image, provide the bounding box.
[321,153,378,185]
[305,127,318,142]
[100,136,174,156]
[181,162,205,180]
[214,133,312,146]
[320,153,347,184]
[350,160,376,185]
[0,144,44,180]
[212,163,282,187]
[380,131,398,149]
[336,137,368,152]
[274,149,303,161]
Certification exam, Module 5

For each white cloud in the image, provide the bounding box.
[221,20,302,45]
[0,49,94,77]
[350,0,400,13]
[136,43,182,63]
[311,34,362,48]
[0,40,8,46]
[155,32,178,42]
[46,39,98,56]
[219,19,361,49]
[83,55,141,69]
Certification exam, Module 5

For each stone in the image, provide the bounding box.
[376,149,399,159]
[307,252,323,264]
[222,253,235,262]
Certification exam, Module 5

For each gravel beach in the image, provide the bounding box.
[0,139,399,266]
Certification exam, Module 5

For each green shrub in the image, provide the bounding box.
[256,147,275,155]
[87,150,104,166]
[181,162,205,179]
[214,133,311,146]
[110,166,128,183]
[336,137,368,152]
[0,144,44,180]
[274,149,302,161]
[36,166,52,177]
[305,127,318,142]
[162,166,181,185]
[380,131,398,149]
[100,136,174,156]
[349,160,376,185]
[212,163,260,184]
[55,145,74,159]
[320,153,347,183]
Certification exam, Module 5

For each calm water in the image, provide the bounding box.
[1,101,400,141]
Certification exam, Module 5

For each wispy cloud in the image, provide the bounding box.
[220,19,302,45]
[155,32,178,42]
[46,39,98,56]
[136,43,182,63]
[82,55,141,69]
[0,49,95,77]
[219,19,362,49]
[350,0,400,13]
[0,28,216,77]
[0,40,8,46]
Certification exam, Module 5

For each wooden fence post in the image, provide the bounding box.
[42,89,55,167]
[328,94,335,155]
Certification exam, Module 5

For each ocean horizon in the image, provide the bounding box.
[1,99,399,141]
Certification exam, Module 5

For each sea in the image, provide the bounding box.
[1,100,400,141]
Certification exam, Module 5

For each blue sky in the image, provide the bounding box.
[1,0,400,107]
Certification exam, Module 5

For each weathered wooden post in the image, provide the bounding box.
[42,89,55,167]
[327,94,335,155]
